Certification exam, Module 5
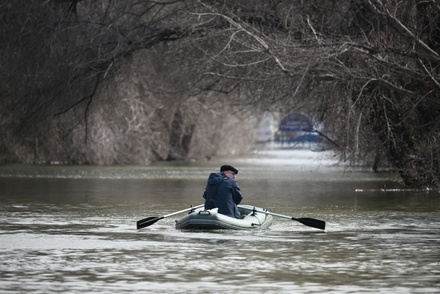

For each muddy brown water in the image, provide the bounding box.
[0,152,439,293]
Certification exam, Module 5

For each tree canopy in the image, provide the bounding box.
[1,0,440,188]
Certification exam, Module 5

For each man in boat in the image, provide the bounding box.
[203,165,243,218]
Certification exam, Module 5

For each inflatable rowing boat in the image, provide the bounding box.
[137,204,324,231]
[175,204,273,230]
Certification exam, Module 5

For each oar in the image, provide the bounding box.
[238,205,326,230]
[136,204,204,229]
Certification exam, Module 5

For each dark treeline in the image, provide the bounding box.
[0,0,257,165]
[1,0,440,189]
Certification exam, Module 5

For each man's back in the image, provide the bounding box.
[203,170,243,218]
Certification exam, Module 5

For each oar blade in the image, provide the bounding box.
[293,217,326,230]
[136,216,163,229]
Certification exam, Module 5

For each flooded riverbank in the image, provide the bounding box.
[1,150,439,293]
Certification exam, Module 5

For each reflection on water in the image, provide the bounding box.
[0,152,439,293]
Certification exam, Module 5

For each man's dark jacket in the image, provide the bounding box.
[203,172,243,218]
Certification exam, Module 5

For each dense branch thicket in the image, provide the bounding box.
[1,0,440,188]
[0,0,256,164]
[185,0,440,188]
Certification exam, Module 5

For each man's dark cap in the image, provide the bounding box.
[220,165,238,174]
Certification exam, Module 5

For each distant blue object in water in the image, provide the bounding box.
[293,133,320,143]
[279,113,313,132]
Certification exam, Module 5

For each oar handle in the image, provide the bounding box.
[261,210,293,220]
[238,205,290,219]
[137,204,204,229]
[163,204,204,218]
[238,205,326,230]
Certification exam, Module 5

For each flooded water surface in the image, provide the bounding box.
[0,151,439,293]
